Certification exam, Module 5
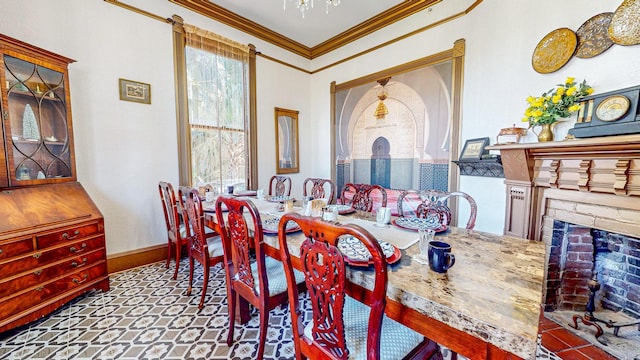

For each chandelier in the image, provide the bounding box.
[374,77,390,120]
[284,0,341,18]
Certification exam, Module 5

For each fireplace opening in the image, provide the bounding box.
[544,220,640,359]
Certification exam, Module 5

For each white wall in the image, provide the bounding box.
[1,0,638,255]
[0,0,308,255]
[309,0,640,233]
[1,1,178,254]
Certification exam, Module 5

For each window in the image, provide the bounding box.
[172,20,257,191]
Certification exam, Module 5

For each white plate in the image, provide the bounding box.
[326,204,356,214]
[268,195,293,202]
[261,214,300,234]
[392,217,447,232]
[337,235,396,262]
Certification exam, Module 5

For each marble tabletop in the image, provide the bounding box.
[206,197,546,359]
[262,219,546,359]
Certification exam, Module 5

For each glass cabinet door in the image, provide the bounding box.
[3,54,73,184]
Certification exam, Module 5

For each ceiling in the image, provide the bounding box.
[211,0,405,46]
[169,0,442,59]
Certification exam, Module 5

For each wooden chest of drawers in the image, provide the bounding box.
[0,182,109,333]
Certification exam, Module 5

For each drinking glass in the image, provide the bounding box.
[415,228,435,264]
[376,209,386,226]
[303,196,312,208]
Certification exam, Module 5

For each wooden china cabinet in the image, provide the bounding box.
[0,34,109,333]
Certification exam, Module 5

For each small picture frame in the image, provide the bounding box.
[459,137,490,161]
[119,78,151,104]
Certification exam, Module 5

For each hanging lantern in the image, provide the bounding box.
[374,77,390,120]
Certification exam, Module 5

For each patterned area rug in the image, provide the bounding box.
[0,259,554,359]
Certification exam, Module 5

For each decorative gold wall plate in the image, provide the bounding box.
[532,28,577,74]
[575,12,614,58]
[595,95,630,121]
[609,0,640,45]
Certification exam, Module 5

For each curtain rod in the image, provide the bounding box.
[103,0,172,23]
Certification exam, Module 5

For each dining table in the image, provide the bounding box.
[203,195,546,360]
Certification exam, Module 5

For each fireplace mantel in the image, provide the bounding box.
[487,134,640,240]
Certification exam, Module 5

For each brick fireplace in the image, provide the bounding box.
[489,134,640,357]
[537,188,640,359]
[545,220,640,317]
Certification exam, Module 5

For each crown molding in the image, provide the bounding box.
[169,0,312,58]
[310,0,441,58]
[169,0,441,60]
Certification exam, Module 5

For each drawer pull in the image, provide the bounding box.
[36,286,44,291]
[71,258,88,268]
[62,230,81,240]
[72,274,89,284]
[0,249,3,255]
[33,269,43,276]
[70,243,87,253]
[33,253,42,259]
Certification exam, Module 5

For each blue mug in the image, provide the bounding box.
[428,241,455,273]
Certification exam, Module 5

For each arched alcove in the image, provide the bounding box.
[331,40,465,220]
[371,136,390,187]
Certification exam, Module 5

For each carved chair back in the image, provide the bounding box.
[269,175,292,197]
[277,213,440,360]
[397,189,477,230]
[278,213,386,359]
[216,196,264,298]
[180,187,207,266]
[215,196,300,360]
[180,186,224,309]
[158,181,185,280]
[339,183,387,212]
[302,177,336,204]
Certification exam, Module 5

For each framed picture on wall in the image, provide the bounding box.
[459,137,490,161]
[119,78,151,104]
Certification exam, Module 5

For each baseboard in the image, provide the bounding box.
[107,244,167,274]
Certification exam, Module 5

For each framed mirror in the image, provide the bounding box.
[275,107,299,174]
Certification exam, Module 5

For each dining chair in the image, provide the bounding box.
[339,183,387,212]
[397,189,477,230]
[302,177,336,204]
[269,175,292,197]
[158,181,189,280]
[277,213,443,360]
[215,196,306,360]
[179,186,225,309]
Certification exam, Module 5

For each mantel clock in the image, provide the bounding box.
[568,85,640,138]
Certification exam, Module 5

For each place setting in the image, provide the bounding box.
[343,207,422,250]
[412,228,456,273]
[266,194,295,203]
[202,192,223,212]
[324,203,356,215]
[260,212,302,234]
[392,215,448,233]
[336,234,402,267]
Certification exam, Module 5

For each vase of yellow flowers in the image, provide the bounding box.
[523,77,593,142]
